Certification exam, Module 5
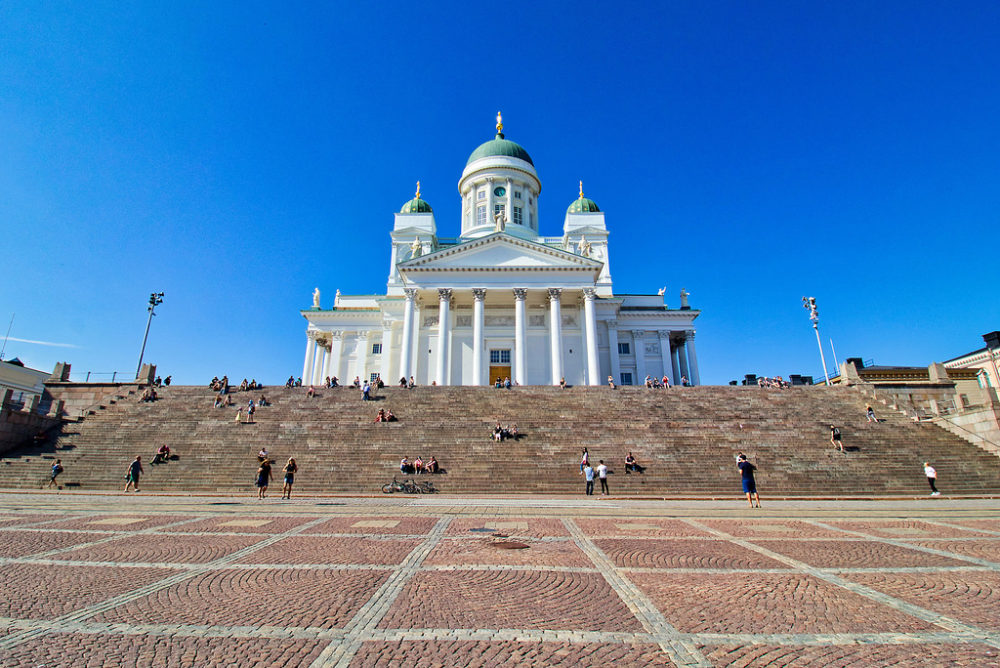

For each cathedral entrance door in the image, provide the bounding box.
[489,365,511,385]
[488,348,512,385]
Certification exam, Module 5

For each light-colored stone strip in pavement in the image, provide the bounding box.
[563,518,710,668]
[0,558,398,571]
[307,516,452,668]
[682,518,1000,648]
[920,518,1000,536]
[420,564,598,573]
[0,514,332,652]
[4,615,998,649]
[803,519,1000,571]
[16,515,208,561]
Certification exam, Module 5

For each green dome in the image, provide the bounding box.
[567,196,600,214]
[400,197,432,214]
[466,133,534,166]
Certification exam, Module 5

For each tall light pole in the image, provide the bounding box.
[136,292,164,379]
[803,296,830,386]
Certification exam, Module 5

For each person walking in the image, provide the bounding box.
[830,425,844,452]
[737,453,760,508]
[124,456,143,493]
[597,460,609,495]
[48,459,64,489]
[256,458,273,499]
[246,400,255,424]
[281,457,297,500]
[583,462,595,496]
[866,405,878,423]
[924,462,940,496]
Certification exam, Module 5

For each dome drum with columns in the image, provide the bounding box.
[301,115,701,387]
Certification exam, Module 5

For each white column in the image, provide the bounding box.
[472,288,486,385]
[632,330,646,382]
[322,339,334,382]
[506,177,513,226]
[487,177,495,227]
[686,331,701,386]
[435,288,452,386]
[328,331,343,382]
[302,334,316,383]
[513,288,528,385]
[678,336,690,385]
[548,288,563,385]
[671,336,682,383]
[312,341,326,386]
[583,288,600,385]
[658,331,675,385]
[606,320,621,385]
[398,288,416,381]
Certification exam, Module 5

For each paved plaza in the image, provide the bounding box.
[0,493,998,666]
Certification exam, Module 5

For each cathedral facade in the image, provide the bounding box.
[300,117,700,387]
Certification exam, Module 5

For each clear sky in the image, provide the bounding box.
[2,1,998,384]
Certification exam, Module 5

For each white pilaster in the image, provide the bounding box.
[583,288,600,385]
[658,330,674,385]
[548,288,563,385]
[323,337,334,382]
[513,288,528,385]
[472,288,486,385]
[606,320,621,385]
[379,320,393,382]
[435,288,452,386]
[633,330,646,383]
[398,288,416,381]
[506,177,513,225]
[687,331,701,386]
[302,334,316,383]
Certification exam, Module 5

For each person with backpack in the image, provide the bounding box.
[48,460,64,489]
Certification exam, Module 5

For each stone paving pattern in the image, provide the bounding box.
[0,494,998,667]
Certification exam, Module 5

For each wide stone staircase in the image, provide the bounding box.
[2,385,999,496]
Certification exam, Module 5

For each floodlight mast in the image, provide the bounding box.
[802,296,831,386]
[136,292,164,379]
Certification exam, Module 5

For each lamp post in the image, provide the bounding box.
[802,296,830,386]
[136,292,164,379]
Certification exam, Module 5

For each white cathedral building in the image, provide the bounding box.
[300,116,701,387]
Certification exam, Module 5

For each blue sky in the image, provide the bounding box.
[2,1,998,384]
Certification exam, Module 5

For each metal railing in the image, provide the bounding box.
[67,371,134,383]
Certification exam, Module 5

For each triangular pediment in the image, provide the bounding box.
[399,233,602,273]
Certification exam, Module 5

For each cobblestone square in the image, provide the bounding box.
[0,494,998,666]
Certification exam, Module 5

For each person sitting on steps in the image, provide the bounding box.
[624,452,645,474]
[374,408,387,422]
[151,444,171,464]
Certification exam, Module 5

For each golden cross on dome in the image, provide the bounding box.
[496,111,503,134]
[415,181,421,199]
[579,180,584,198]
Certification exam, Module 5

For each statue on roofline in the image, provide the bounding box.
[312,287,321,309]
[410,237,422,258]
[494,211,506,232]
[576,235,592,258]
[680,288,690,308]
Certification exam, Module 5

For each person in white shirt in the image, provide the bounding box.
[924,462,940,496]
[596,460,609,495]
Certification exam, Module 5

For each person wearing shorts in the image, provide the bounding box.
[256,459,272,499]
[48,460,64,489]
[124,456,143,493]
[282,457,297,500]
[830,425,844,452]
[737,454,760,508]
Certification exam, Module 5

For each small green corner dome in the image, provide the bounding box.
[467,135,534,166]
[567,196,600,214]
[400,197,432,214]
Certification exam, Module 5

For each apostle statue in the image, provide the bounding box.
[576,235,592,258]
[494,211,506,232]
[312,287,321,309]
[680,288,690,308]
[410,237,422,258]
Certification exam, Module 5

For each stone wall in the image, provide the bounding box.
[0,391,63,457]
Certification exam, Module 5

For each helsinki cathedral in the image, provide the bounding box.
[300,114,700,387]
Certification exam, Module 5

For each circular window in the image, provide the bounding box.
[494,187,506,197]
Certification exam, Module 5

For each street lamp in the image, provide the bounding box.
[136,292,165,379]
[802,296,831,386]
